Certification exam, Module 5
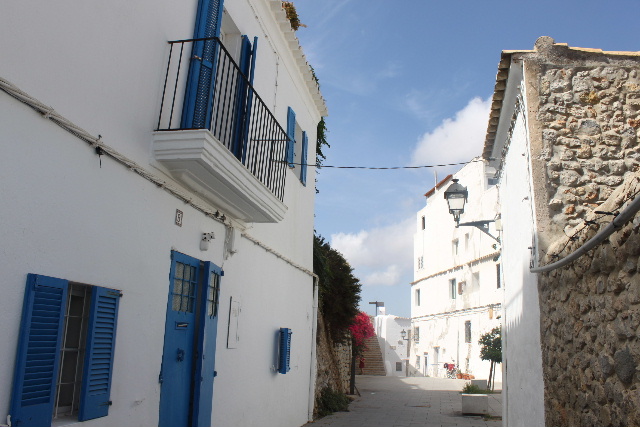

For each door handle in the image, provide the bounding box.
[177,348,185,362]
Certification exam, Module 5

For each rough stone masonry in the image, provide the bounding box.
[529,38,640,427]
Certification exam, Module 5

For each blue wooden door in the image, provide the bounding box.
[159,252,200,427]
[192,262,221,427]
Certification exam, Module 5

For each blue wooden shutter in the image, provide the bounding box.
[193,262,223,427]
[78,286,121,421]
[300,131,308,185]
[232,36,254,160]
[10,274,68,427]
[286,107,296,168]
[182,0,225,129]
[278,328,292,374]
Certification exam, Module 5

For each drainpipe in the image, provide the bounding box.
[307,274,319,421]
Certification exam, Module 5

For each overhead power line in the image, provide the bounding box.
[280,158,487,170]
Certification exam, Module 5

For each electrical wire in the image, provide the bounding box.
[282,158,486,170]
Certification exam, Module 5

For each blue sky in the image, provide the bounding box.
[292,0,640,318]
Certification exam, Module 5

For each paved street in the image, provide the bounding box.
[304,376,502,427]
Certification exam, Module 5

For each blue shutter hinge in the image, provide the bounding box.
[214,371,218,377]
[159,370,163,384]
[221,270,225,277]
[99,401,113,406]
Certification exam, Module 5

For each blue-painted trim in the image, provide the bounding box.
[193,261,222,427]
[10,274,68,427]
[78,286,121,421]
[286,107,296,168]
[278,328,292,374]
[300,131,308,186]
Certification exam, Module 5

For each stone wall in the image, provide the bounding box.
[532,43,640,426]
[539,174,640,426]
[314,311,352,411]
[533,41,640,232]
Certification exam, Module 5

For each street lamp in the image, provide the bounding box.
[443,179,468,227]
[401,329,411,377]
[443,178,500,243]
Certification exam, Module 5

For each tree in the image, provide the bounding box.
[348,312,374,394]
[478,326,502,390]
[313,234,361,343]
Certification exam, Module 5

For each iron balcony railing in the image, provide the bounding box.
[156,37,288,201]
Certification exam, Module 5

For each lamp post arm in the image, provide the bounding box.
[457,220,500,243]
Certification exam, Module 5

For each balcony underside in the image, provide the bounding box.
[153,129,287,223]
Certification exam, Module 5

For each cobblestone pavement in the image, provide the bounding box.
[304,375,502,427]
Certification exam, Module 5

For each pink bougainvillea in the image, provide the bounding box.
[349,311,375,349]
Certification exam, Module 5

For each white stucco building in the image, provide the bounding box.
[0,1,326,427]
[410,160,502,380]
[372,309,411,377]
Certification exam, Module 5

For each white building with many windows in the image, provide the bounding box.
[0,1,325,427]
[410,160,502,380]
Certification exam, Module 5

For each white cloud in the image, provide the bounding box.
[331,217,414,287]
[410,97,491,166]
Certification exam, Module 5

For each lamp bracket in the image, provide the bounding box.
[458,220,500,243]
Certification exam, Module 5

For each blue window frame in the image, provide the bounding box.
[10,274,121,427]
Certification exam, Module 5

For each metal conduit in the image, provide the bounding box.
[530,194,640,273]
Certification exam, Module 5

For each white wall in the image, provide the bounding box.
[411,160,502,380]
[374,314,410,376]
[494,63,545,427]
[0,1,323,426]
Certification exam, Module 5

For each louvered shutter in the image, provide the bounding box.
[182,0,225,129]
[78,286,121,421]
[300,131,308,185]
[286,107,296,168]
[193,262,222,427]
[278,328,292,374]
[10,274,68,427]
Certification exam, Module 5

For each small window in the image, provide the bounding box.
[172,261,197,313]
[496,263,501,289]
[465,321,471,343]
[473,272,480,291]
[417,256,424,270]
[464,233,470,251]
[416,356,421,369]
[415,289,421,306]
[450,279,457,299]
[414,327,420,343]
[421,216,426,230]
[452,239,459,255]
[458,281,465,295]
[11,274,121,426]
[396,362,403,372]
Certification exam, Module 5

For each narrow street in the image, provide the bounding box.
[305,376,502,427]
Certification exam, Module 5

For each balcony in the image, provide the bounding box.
[153,37,288,223]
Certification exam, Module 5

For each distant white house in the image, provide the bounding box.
[0,1,326,427]
[410,160,502,380]
[372,309,411,376]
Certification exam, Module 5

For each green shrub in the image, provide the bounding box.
[461,383,486,394]
[316,387,351,418]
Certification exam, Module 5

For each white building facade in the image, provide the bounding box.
[411,161,502,380]
[372,310,411,377]
[0,1,326,427]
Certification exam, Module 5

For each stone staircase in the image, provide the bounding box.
[359,336,386,376]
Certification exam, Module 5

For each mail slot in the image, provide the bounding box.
[175,322,189,330]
